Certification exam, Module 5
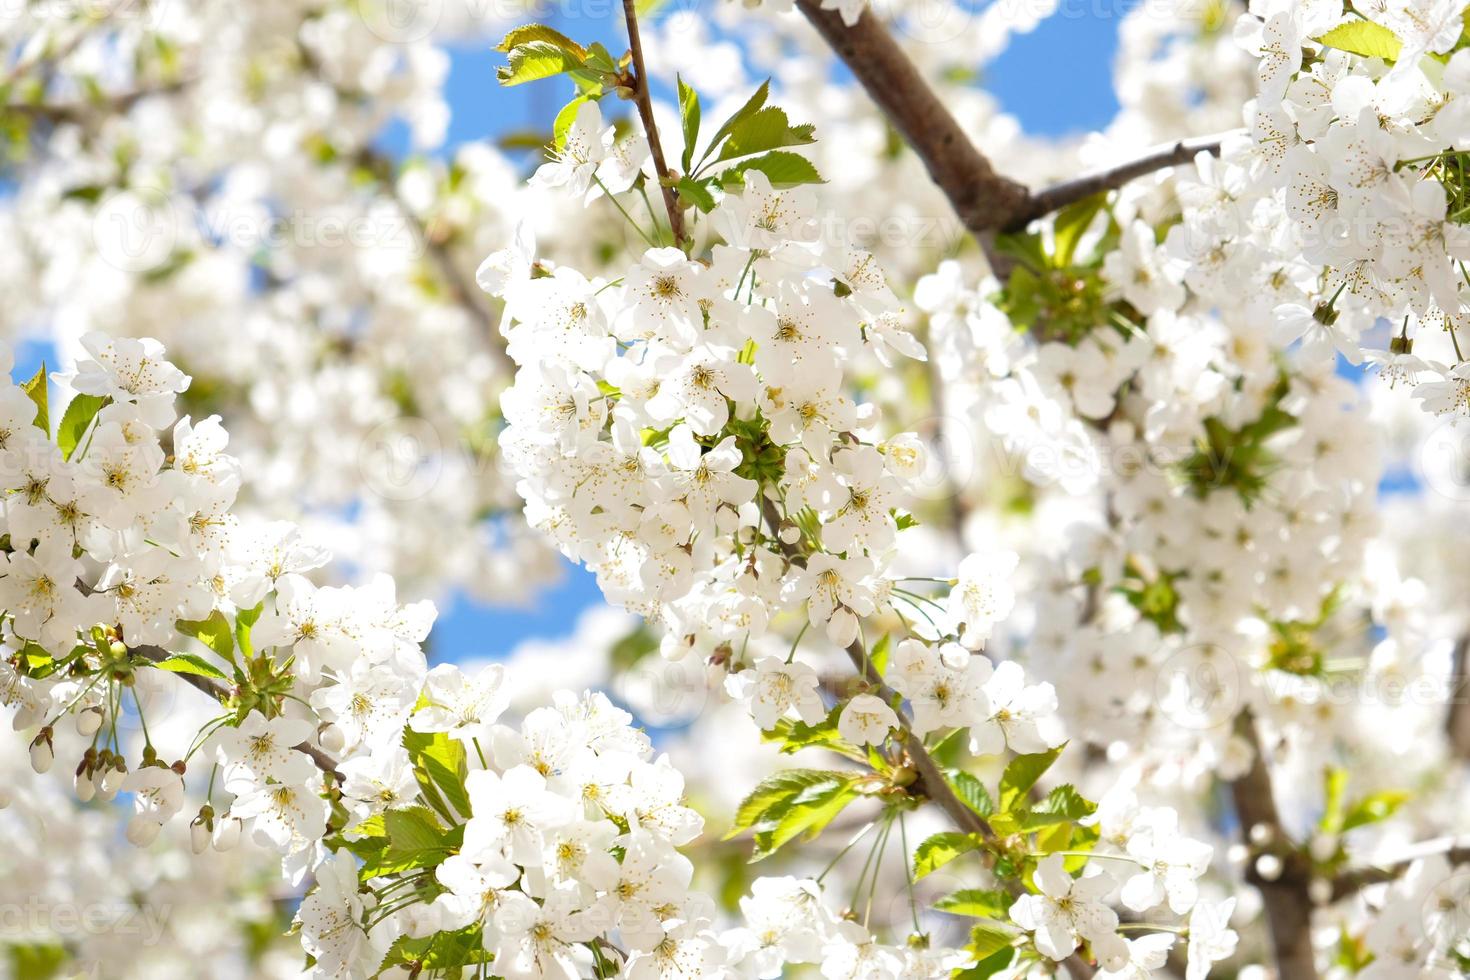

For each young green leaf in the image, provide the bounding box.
[497,41,587,88]
[1341,789,1410,832]
[698,80,771,170]
[1316,20,1401,61]
[998,743,1065,812]
[1050,192,1106,268]
[728,769,853,838]
[678,75,701,173]
[712,106,815,165]
[553,96,594,151]
[176,610,236,665]
[55,393,108,460]
[149,653,228,682]
[21,363,47,434]
[949,770,996,819]
[675,176,716,214]
[913,831,983,878]
[934,888,1012,918]
[716,151,824,189]
[404,729,472,821]
[495,24,587,60]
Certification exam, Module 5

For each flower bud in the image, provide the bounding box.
[212,816,242,852]
[75,706,103,736]
[126,815,162,848]
[100,760,128,797]
[29,729,53,774]
[319,724,346,755]
[74,768,96,803]
[189,804,216,854]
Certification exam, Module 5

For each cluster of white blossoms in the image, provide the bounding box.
[490,146,1047,753]
[0,336,743,977]
[13,1,1470,979]
[1226,0,1470,417]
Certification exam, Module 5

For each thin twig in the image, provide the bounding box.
[757,498,1096,977]
[620,0,686,248]
[3,78,194,123]
[795,1,1237,253]
[131,644,341,776]
[1330,835,1470,901]
[1008,131,1242,231]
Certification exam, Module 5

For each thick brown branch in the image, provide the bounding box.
[795,0,1029,251]
[1008,131,1241,231]
[1228,710,1318,980]
[620,0,686,248]
[796,2,1236,253]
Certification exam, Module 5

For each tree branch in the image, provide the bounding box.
[132,644,341,776]
[758,498,1095,977]
[1007,131,1242,231]
[620,0,686,248]
[3,78,194,124]
[795,0,1028,257]
[1228,710,1318,980]
[1330,834,1470,901]
[1444,635,1470,759]
[795,1,1236,252]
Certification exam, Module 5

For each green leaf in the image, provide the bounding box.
[495,24,587,60]
[935,888,1012,918]
[712,106,815,165]
[553,96,594,151]
[234,602,263,659]
[1341,790,1410,832]
[385,805,445,853]
[728,769,851,837]
[149,652,228,682]
[55,393,108,459]
[675,176,717,214]
[868,633,892,676]
[998,744,1065,812]
[1002,783,1095,833]
[699,80,771,169]
[949,770,995,819]
[403,729,471,821]
[678,75,701,173]
[20,363,46,434]
[761,706,853,756]
[582,42,620,75]
[956,942,1016,979]
[1317,20,1401,61]
[750,778,856,861]
[497,41,587,87]
[913,831,982,878]
[1320,766,1349,833]
[176,610,236,665]
[1050,192,1106,268]
[716,150,824,189]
